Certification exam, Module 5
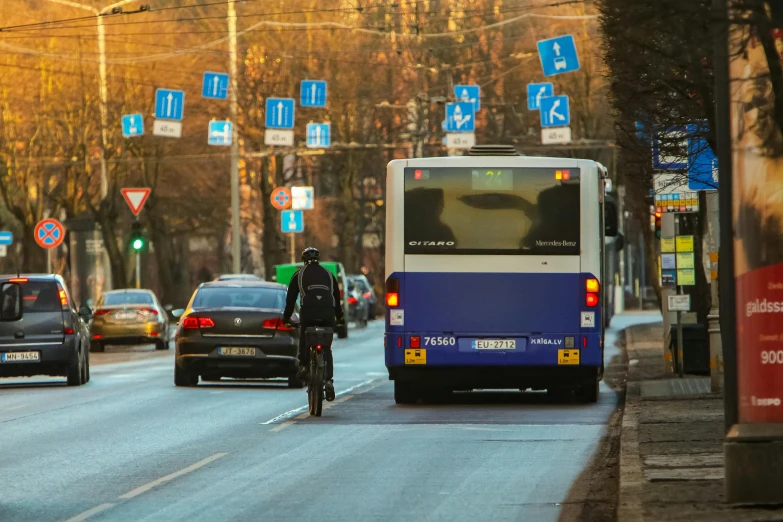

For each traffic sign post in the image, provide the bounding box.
[300,80,327,108]
[291,187,314,210]
[202,72,229,100]
[121,188,152,216]
[537,34,580,76]
[281,210,304,233]
[35,218,65,273]
[271,187,292,210]
[539,95,570,128]
[265,98,295,129]
[454,85,480,111]
[154,88,185,121]
[445,102,476,132]
[527,82,554,110]
[121,114,144,138]
[306,123,331,148]
[208,121,233,146]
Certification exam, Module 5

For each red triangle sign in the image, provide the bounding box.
[121,188,151,216]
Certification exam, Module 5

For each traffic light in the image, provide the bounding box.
[654,211,662,239]
[129,221,146,252]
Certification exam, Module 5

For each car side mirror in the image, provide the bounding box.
[614,233,625,252]
[604,200,619,237]
[164,304,173,312]
[0,283,23,322]
[78,305,93,319]
[172,308,185,318]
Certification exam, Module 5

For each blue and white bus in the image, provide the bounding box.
[384,146,619,404]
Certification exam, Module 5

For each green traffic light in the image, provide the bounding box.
[132,238,144,251]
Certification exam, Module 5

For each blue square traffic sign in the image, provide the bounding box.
[527,83,553,110]
[537,35,580,77]
[155,89,185,121]
[266,98,295,129]
[281,210,304,233]
[300,80,327,108]
[121,114,144,137]
[652,126,688,170]
[0,231,12,245]
[202,72,229,100]
[454,85,480,111]
[208,120,233,146]
[306,123,331,148]
[539,95,570,128]
[445,102,475,132]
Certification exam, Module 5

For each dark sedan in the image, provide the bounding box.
[172,281,301,388]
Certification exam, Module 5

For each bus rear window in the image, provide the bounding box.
[404,167,580,255]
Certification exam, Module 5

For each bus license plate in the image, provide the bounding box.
[474,340,516,350]
[1,351,40,363]
[218,347,256,356]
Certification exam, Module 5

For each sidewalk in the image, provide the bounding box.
[617,321,783,521]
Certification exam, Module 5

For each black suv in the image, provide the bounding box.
[0,275,91,385]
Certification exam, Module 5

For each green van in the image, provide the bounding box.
[274,262,349,339]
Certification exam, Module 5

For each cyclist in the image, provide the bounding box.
[283,247,344,401]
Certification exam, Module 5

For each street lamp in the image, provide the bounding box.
[45,0,138,200]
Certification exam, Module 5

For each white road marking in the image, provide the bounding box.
[63,503,115,522]
[259,379,376,425]
[270,421,294,432]
[118,452,228,500]
[6,404,26,411]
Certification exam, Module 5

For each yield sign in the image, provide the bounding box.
[121,188,151,216]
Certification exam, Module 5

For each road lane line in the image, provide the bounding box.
[63,503,115,522]
[270,421,294,432]
[260,379,377,425]
[5,404,27,411]
[118,452,228,500]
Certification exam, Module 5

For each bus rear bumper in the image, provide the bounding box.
[386,365,599,391]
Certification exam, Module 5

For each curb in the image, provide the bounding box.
[618,392,644,522]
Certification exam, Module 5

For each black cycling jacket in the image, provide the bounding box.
[283,263,344,324]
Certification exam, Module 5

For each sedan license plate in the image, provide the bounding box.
[218,347,256,356]
[1,351,40,363]
[474,339,516,350]
[115,311,136,320]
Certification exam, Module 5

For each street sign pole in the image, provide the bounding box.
[228,0,241,274]
[290,233,295,265]
[47,248,51,275]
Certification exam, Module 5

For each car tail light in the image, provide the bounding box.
[64,327,74,335]
[316,344,323,351]
[139,308,158,315]
[410,336,420,348]
[182,316,215,329]
[586,293,599,307]
[347,296,358,305]
[8,278,27,283]
[93,309,112,316]
[263,318,293,331]
[150,332,160,337]
[93,334,103,339]
[363,292,372,299]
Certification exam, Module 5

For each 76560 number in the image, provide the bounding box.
[424,336,456,346]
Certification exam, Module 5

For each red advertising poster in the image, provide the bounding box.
[731,24,783,422]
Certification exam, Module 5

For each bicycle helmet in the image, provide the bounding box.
[301,247,320,263]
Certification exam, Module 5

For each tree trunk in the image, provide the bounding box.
[339,151,359,272]
[260,156,283,277]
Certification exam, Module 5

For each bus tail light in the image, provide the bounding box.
[586,278,599,307]
[386,278,400,307]
[410,336,420,348]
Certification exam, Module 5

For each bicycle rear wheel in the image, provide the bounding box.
[308,354,323,417]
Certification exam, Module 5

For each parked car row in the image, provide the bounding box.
[0,270,377,386]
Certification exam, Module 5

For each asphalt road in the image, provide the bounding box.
[0,314,658,522]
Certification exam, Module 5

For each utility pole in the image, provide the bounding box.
[228,0,241,274]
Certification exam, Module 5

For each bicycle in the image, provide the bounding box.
[304,326,332,417]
